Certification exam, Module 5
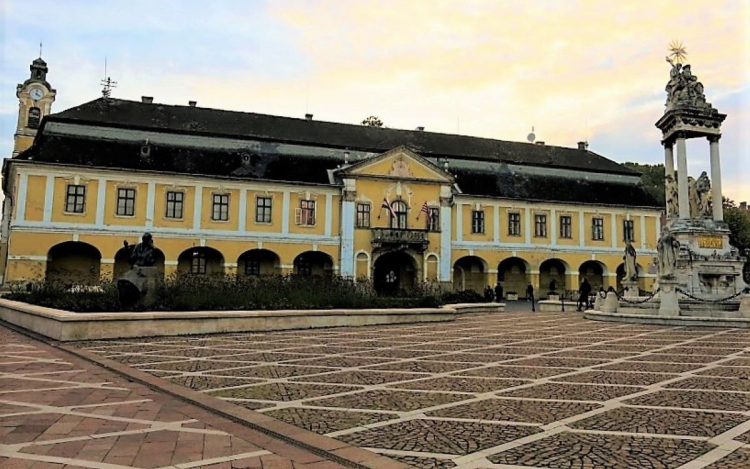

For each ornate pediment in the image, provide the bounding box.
[338,146,453,183]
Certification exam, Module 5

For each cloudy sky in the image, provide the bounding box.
[1,0,748,201]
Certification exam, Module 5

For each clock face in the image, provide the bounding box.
[30,88,43,101]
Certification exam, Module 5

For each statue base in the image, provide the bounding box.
[658,279,681,316]
[667,218,747,300]
[118,266,159,308]
[600,292,619,314]
[621,280,639,298]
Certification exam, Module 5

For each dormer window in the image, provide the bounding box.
[27,107,41,129]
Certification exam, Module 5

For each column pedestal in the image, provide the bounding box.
[658,279,681,317]
[621,280,639,298]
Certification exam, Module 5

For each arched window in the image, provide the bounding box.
[391,200,408,229]
[27,107,41,129]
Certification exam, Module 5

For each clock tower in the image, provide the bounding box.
[13,57,56,157]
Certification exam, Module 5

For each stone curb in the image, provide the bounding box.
[57,343,410,469]
[585,311,750,328]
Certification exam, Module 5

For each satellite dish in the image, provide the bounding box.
[527,132,536,143]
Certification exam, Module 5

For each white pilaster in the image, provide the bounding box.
[43,175,54,223]
[676,136,689,219]
[340,197,355,277]
[440,204,452,282]
[146,182,155,228]
[16,173,28,222]
[664,143,675,216]
[579,210,585,247]
[709,136,723,221]
[95,178,106,225]
[281,191,290,234]
[324,193,333,237]
[524,207,531,245]
[455,203,463,242]
[550,208,557,246]
[493,205,499,244]
[238,188,247,232]
[193,185,203,231]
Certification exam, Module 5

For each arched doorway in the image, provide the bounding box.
[114,247,165,279]
[177,247,224,276]
[497,257,530,298]
[540,259,568,296]
[452,256,488,292]
[238,249,281,277]
[579,260,606,290]
[46,242,102,286]
[293,251,333,276]
[373,251,417,295]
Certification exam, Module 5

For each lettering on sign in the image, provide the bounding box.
[697,236,723,249]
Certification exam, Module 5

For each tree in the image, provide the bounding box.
[361,116,384,127]
[724,207,750,253]
[622,162,666,205]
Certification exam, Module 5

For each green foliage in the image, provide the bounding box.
[622,162,666,205]
[724,207,750,253]
[361,116,384,127]
[6,275,444,312]
[439,289,485,304]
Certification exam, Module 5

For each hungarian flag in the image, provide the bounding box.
[380,196,397,221]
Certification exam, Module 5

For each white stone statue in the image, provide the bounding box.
[665,59,712,111]
[688,172,712,218]
[665,174,679,217]
[657,228,680,279]
[624,241,638,282]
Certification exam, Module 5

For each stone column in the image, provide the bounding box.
[339,189,356,277]
[709,135,723,222]
[663,142,675,217]
[675,134,690,219]
[439,196,453,283]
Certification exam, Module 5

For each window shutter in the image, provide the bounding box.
[295,208,302,225]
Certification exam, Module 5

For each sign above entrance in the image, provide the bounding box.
[371,228,429,253]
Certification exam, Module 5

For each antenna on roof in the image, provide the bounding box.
[527,126,536,143]
[39,41,43,58]
[100,56,117,98]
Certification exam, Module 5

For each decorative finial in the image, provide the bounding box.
[666,40,687,65]
[39,41,43,58]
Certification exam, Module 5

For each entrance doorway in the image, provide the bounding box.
[373,251,417,295]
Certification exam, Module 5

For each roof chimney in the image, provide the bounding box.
[305,113,313,121]
[577,141,588,151]
[535,141,545,146]
[416,126,425,131]
[188,100,197,107]
[141,96,153,104]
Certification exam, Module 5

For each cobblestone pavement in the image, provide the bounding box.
[75,312,750,469]
[0,326,353,468]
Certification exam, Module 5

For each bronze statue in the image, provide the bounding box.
[124,233,156,267]
[118,233,158,307]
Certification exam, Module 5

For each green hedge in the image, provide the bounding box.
[6,275,449,312]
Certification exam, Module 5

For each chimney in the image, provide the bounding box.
[577,141,588,150]
[141,96,153,104]
[188,100,197,107]
[305,113,313,121]
[741,202,747,211]
[535,141,545,146]
[416,126,425,131]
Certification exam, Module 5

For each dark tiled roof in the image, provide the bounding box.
[48,98,638,176]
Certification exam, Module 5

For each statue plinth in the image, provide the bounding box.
[621,280,639,298]
[117,266,159,308]
[658,279,681,316]
[656,107,725,143]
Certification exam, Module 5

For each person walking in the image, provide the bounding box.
[483,285,495,302]
[526,283,535,312]
[577,278,591,311]
[494,282,503,303]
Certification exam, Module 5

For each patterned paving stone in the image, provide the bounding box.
[421,352,524,363]
[631,353,723,364]
[365,360,478,374]
[669,347,744,355]
[427,398,601,424]
[624,390,750,412]
[292,370,424,385]
[166,375,263,391]
[0,361,77,374]
[704,448,750,469]
[570,406,749,437]
[582,344,666,352]
[736,429,750,444]
[697,366,750,379]
[283,356,392,368]
[263,407,396,434]
[666,376,750,392]
[720,357,750,366]
[0,412,150,444]
[106,354,185,366]
[504,357,610,368]
[209,382,360,402]
[487,431,714,468]
[338,419,539,455]
[386,455,456,469]
[552,370,677,386]
[598,361,702,373]
[310,389,469,412]
[457,365,573,379]
[348,349,438,359]
[137,359,247,373]
[498,382,643,401]
[391,376,529,393]
[193,364,336,379]
[546,350,638,359]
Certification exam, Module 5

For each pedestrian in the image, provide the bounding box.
[483,285,494,302]
[494,282,504,302]
[577,278,591,311]
[526,283,535,312]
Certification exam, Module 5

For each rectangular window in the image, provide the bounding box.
[427,207,440,232]
[212,194,230,221]
[65,184,86,213]
[116,188,136,216]
[623,219,635,242]
[471,210,485,234]
[256,196,272,223]
[592,217,605,240]
[534,214,547,238]
[560,215,572,239]
[300,199,316,226]
[245,259,260,276]
[165,191,184,219]
[508,212,521,236]
[190,252,206,274]
[356,203,371,228]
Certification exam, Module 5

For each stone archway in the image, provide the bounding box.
[452,256,488,292]
[46,242,102,286]
[540,258,569,296]
[579,260,607,290]
[293,251,333,276]
[177,247,224,276]
[373,250,418,295]
[497,257,530,298]
[238,249,281,277]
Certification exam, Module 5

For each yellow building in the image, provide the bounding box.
[2,57,664,297]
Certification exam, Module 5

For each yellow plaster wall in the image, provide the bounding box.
[201,188,239,231]
[103,181,148,226]
[352,153,445,181]
[51,177,98,224]
[153,184,195,229]
[556,211,579,246]
[246,190,282,233]
[583,212,611,248]
[288,192,325,236]
[498,208,524,243]
[530,209,551,245]
[23,175,46,222]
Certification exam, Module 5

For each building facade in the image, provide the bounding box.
[2,58,664,297]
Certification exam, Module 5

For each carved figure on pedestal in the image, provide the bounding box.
[657,229,680,279]
[624,241,638,282]
[123,233,156,267]
[118,233,159,308]
[665,174,679,217]
[688,172,712,218]
[664,57,712,111]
